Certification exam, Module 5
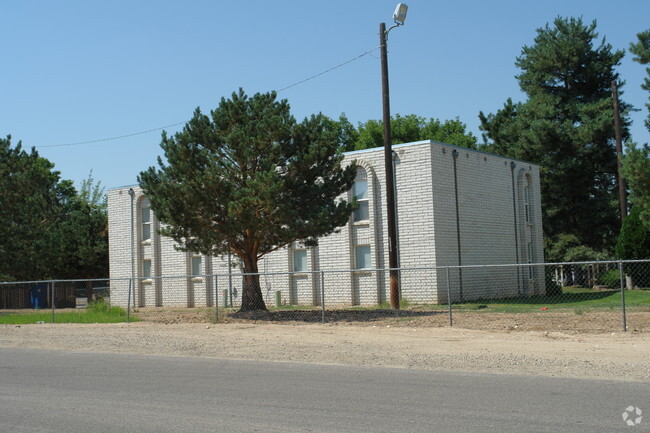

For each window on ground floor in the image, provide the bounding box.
[354,245,371,270]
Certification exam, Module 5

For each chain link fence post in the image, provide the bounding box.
[214,275,219,323]
[320,270,326,324]
[126,279,131,323]
[51,281,56,324]
[446,266,453,327]
[619,260,627,332]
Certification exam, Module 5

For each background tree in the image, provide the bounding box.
[139,89,357,311]
[0,137,109,285]
[622,142,650,228]
[629,29,650,131]
[618,30,650,236]
[338,114,477,151]
[479,17,627,261]
[616,206,650,287]
[57,172,109,299]
[0,135,72,281]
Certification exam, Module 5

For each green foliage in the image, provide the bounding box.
[544,234,610,263]
[597,269,621,289]
[616,206,650,287]
[79,170,107,210]
[342,114,477,151]
[622,142,650,227]
[616,207,650,259]
[629,29,650,132]
[87,299,124,316]
[139,89,357,311]
[0,135,108,282]
[480,17,626,256]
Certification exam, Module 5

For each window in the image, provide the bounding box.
[293,249,308,273]
[355,245,371,269]
[142,259,152,279]
[191,255,202,277]
[353,168,369,222]
[527,243,533,278]
[141,205,151,241]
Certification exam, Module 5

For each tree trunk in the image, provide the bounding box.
[239,256,267,312]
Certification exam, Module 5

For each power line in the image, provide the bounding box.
[38,122,189,148]
[36,47,379,149]
[276,47,378,92]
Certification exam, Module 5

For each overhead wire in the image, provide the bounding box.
[35,46,379,149]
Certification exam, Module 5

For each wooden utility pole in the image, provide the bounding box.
[379,22,400,309]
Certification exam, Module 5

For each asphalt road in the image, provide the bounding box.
[0,348,647,433]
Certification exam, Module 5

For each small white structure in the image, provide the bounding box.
[108,140,544,307]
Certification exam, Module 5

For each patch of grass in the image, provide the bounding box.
[452,287,650,313]
[0,300,134,324]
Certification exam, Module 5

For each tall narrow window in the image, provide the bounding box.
[141,205,151,241]
[293,249,308,273]
[142,259,152,279]
[191,255,202,277]
[527,243,534,278]
[353,168,369,222]
[355,245,371,270]
[524,178,531,223]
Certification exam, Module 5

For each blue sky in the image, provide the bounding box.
[2,0,649,190]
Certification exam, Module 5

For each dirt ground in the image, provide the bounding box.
[1,308,649,383]
[135,305,649,334]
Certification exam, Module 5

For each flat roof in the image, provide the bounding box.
[344,139,538,166]
[110,140,538,191]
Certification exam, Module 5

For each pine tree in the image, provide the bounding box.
[139,89,356,311]
[629,29,650,132]
[480,17,627,260]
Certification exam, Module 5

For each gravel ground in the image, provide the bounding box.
[1,322,648,382]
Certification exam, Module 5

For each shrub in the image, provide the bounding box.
[597,269,621,289]
[616,207,650,287]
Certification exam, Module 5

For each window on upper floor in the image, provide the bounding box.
[141,204,151,242]
[353,168,369,222]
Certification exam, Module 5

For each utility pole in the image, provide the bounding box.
[379,3,408,309]
[612,80,628,223]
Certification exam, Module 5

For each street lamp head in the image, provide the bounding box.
[128,188,134,198]
[393,3,408,26]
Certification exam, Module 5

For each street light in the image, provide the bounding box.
[380,3,408,310]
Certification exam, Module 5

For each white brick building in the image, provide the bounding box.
[108,140,544,308]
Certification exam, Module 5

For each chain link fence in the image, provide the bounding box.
[2,260,649,332]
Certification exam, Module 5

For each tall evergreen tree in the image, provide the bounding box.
[479,17,627,260]
[0,136,107,283]
[622,141,650,227]
[139,89,356,311]
[629,29,650,132]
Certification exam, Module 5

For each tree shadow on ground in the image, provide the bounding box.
[229,309,443,323]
